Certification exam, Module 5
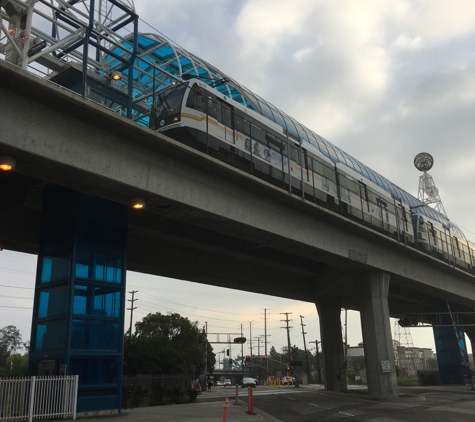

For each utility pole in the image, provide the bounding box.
[309,340,322,383]
[281,312,292,374]
[249,321,253,376]
[201,326,207,377]
[249,321,253,357]
[300,315,311,383]
[241,324,244,377]
[127,290,138,336]
[253,336,264,356]
[263,308,269,377]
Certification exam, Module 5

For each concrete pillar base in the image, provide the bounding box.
[357,271,398,399]
[315,295,347,392]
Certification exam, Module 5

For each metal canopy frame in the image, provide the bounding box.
[1,0,138,117]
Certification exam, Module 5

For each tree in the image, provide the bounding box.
[267,346,285,376]
[0,354,29,377]
[0,325,23,368]
[124,312,215,376]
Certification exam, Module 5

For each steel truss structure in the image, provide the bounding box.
[1,0,138,116]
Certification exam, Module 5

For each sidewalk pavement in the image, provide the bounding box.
[71,384,475,422]
[76,399,267,422]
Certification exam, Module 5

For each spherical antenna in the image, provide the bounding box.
[414,152,433,172]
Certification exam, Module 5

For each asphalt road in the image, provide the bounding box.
[236,385,475,422]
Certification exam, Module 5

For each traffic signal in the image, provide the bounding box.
[286,365,290,371]
[233,337,247,344]
[290,360,303,366]
[245,355,251,361]
[262,355,266,360]
[226,349,229,356]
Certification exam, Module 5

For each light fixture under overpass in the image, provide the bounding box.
[109,70,122,81]
[0,155,16,171]
[131,197,146,209]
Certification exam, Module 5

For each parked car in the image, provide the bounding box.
[215,381,222,386]
[223,379,232,386]
[282,376,295,385]
[241,377,257,388]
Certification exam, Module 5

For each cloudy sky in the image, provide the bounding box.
[2,0,475,360]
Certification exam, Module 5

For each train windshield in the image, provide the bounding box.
[150,83,188,129]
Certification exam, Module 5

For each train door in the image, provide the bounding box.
[288,140,301,196]
[358,181,369,222]
[393,198,406,243]
[217,99,234,143]
[376,197,390,233]
[301,148,314,201]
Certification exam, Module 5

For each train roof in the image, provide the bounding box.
[109,32,464,238]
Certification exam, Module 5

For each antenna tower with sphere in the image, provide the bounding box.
[414,152,447,218]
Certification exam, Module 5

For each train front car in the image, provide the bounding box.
[149,82,193,143]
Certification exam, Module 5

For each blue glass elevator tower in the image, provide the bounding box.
[29,185,127,413]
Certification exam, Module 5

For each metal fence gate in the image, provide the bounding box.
[0,376,78,421]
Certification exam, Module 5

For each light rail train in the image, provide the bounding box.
[149,78,475,275]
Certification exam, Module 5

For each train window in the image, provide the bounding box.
[186,84,204,110]
[151,83,188,128]
[322,164,335,180]
[206,95,217,118]
[428,222,436,238]
[358,182,369,203]
[309,155,324,176]
[250,123,266,143]
[340,187,351,203]
[222,102,233,128]
[339,176,358,194]
[302,148,309,172]
[367,191,379,205]
[419,217,426,232]
[289,144,299,163]
[243,119,251,136]
[322,177,337,195]
[216,101,223,123]
[234,111,242,131]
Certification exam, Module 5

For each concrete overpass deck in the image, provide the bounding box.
[1,59,475,318]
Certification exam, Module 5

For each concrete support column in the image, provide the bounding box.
[315,295,347,392]
[357,271,398,399]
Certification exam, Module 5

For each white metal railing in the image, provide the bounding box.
[0,376,78,421]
